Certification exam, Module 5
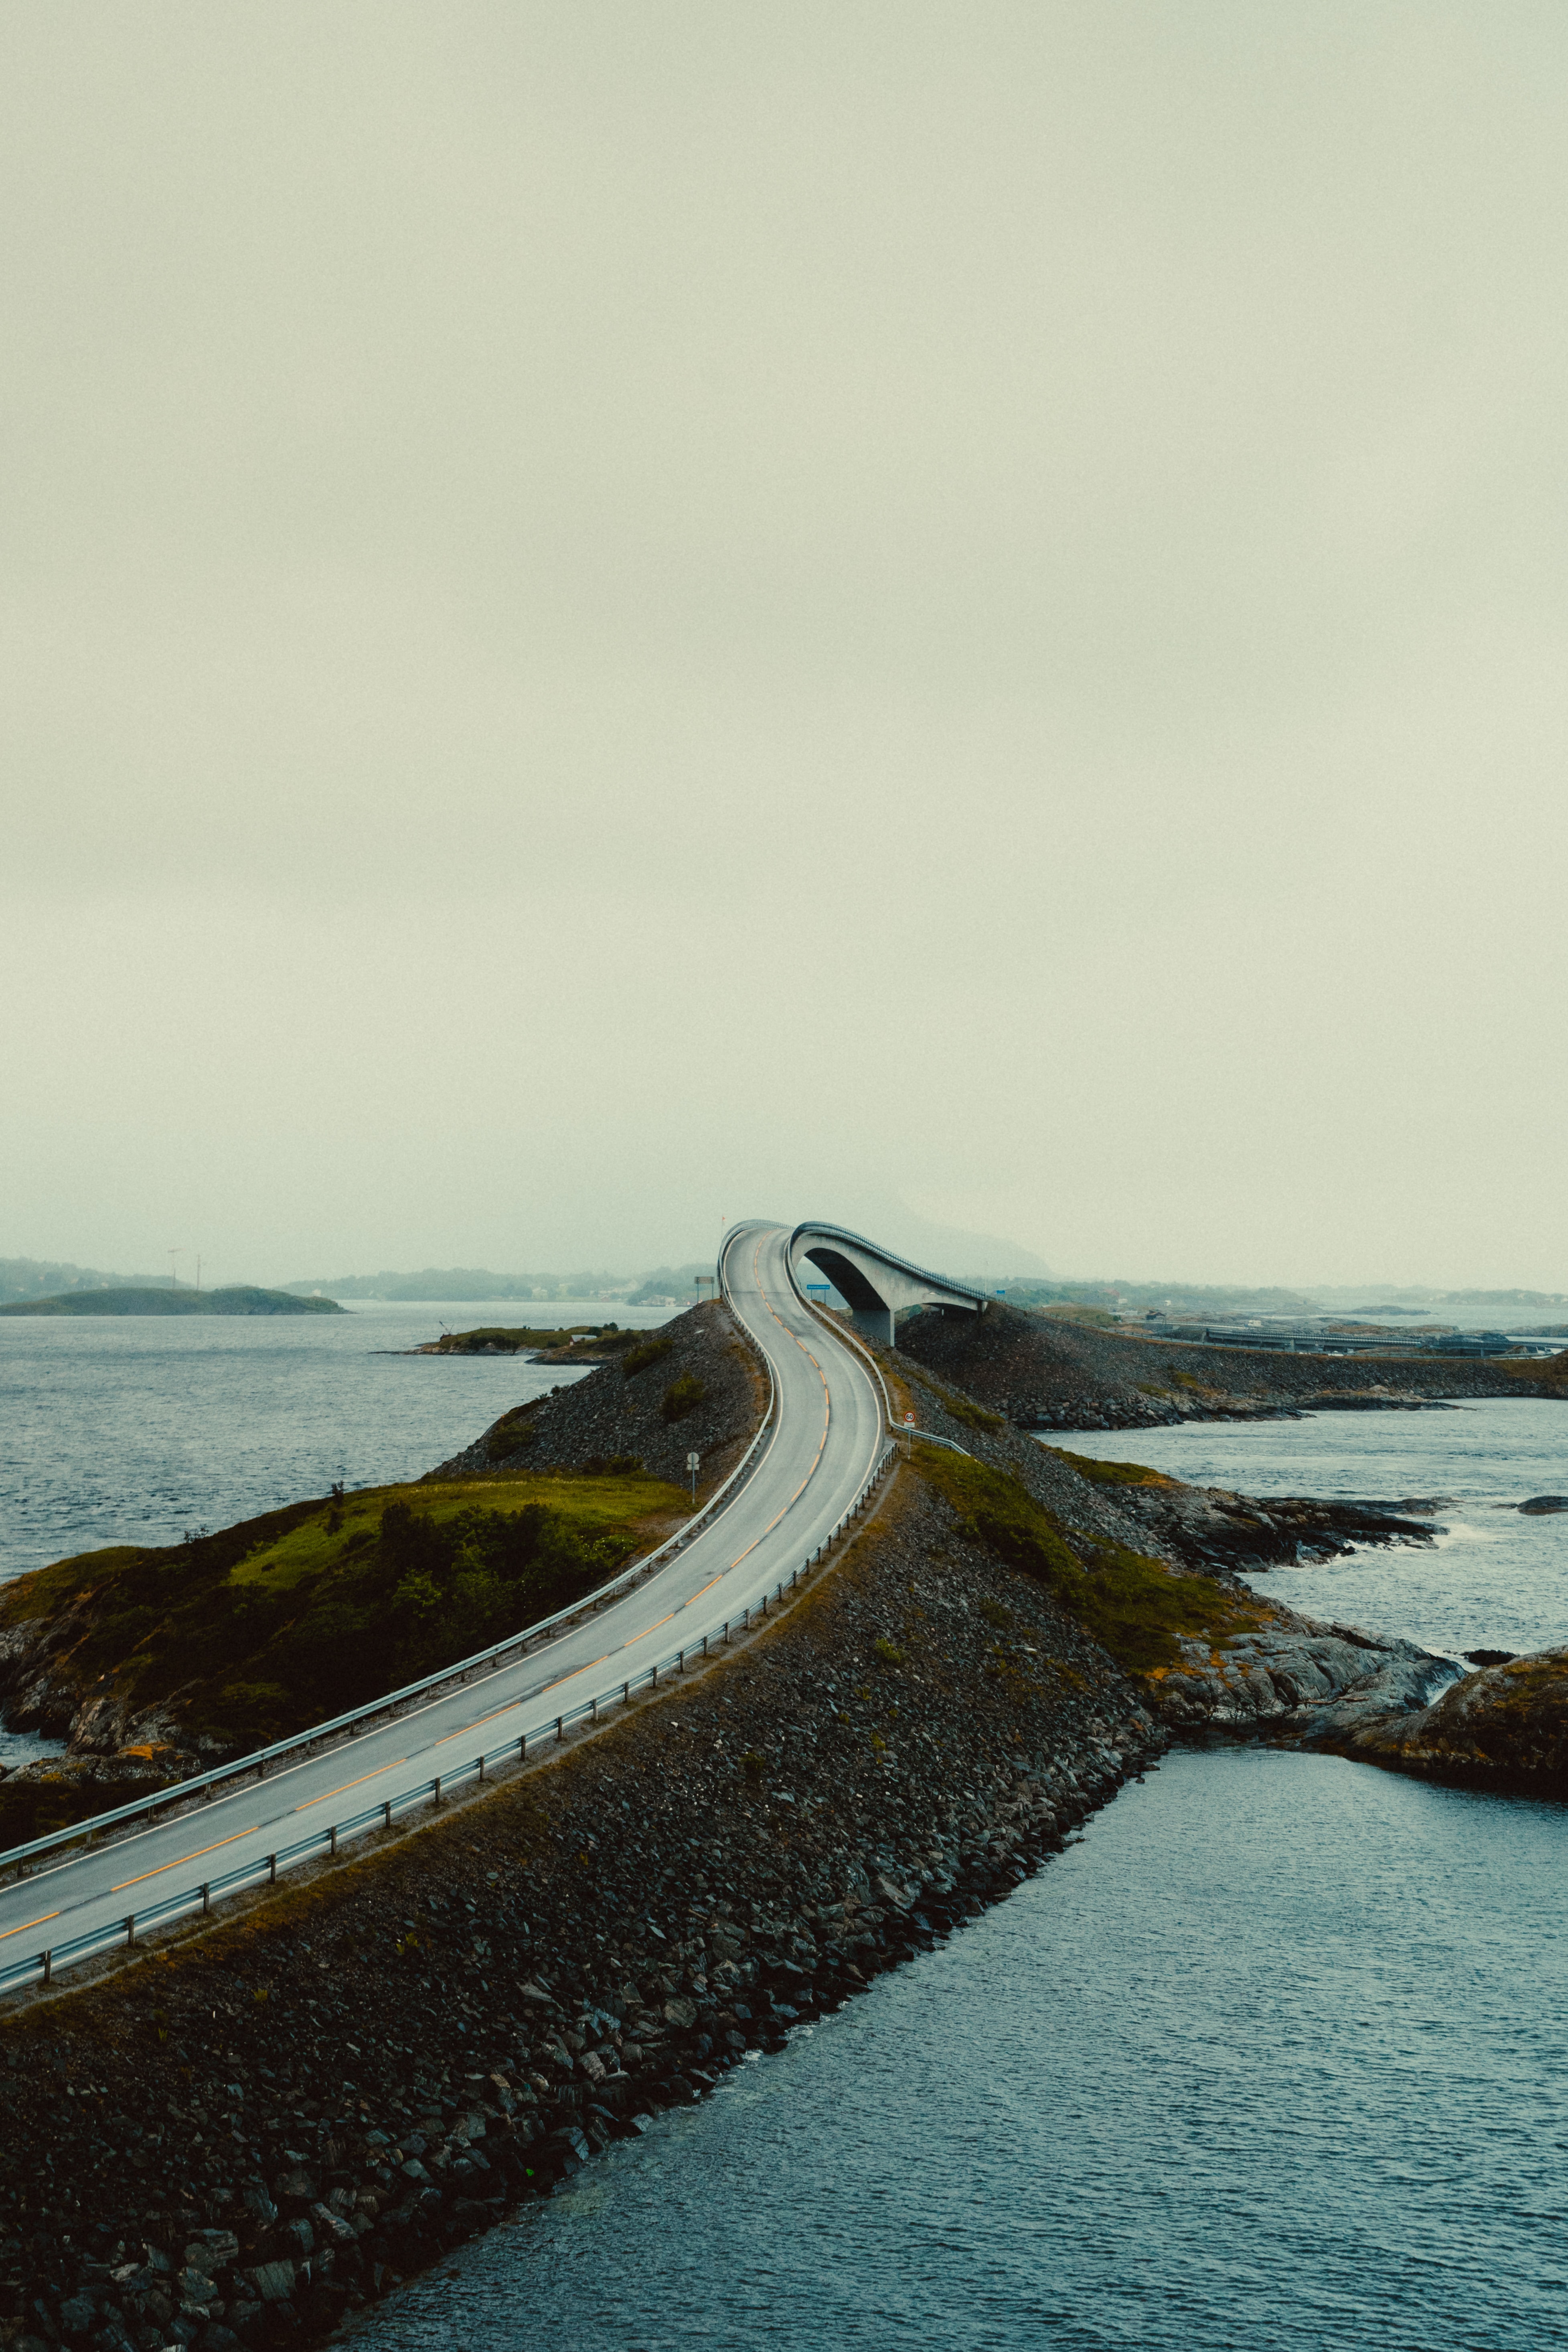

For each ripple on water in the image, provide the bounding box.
[345,1747,1568,2352]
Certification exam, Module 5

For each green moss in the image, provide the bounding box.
[912,1448,1250,1677]
[622,1333,676,1378]
[902,1365,1005,1432]
[1042,1446,1177,1489]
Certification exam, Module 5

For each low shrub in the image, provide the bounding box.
[622,1333,676,1379]
[660,1373,705,1422]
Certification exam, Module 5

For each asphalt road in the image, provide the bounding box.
[0,1221,885,1989]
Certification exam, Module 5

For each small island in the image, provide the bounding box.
[0,1285,344,1317]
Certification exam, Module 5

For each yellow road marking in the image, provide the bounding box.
[111,1827,255,1894]
[0,1910,59,1944]
[296,1765,405,1811]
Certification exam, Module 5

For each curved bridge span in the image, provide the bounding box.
[788,1220,989,1346]
[0,1220,972,1997]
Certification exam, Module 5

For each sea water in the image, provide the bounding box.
[0,1299,664,1590]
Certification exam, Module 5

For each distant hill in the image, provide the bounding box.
[281,1268,631,1302]
[0,1286,344,1317]
[0,1255,168,1306]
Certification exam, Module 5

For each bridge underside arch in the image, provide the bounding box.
[789,1224,988,1348]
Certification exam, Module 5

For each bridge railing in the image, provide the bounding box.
[1,1299,781,1882]
[0,1434,895,2001]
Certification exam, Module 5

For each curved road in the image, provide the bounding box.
[0,1222,886,1991]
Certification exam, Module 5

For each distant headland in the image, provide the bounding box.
[0,1285,344,1317]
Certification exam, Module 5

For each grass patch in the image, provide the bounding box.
[1042,1446,1178,1489]
[902,1365,1006,1432]
[912,1448,1253,1677]
[622,1333,676,1379]
[0,1471,687,1756]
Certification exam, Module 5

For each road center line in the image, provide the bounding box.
[111,1827,257,1894]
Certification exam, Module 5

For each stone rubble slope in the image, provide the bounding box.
[878,1329,1450,1743]
[425,1300,762,1491]
[895,1298,1568,1430]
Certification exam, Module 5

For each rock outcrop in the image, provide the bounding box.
[1348,1647,1568,1793]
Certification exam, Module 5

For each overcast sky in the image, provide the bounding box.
[3,2,1565,1288]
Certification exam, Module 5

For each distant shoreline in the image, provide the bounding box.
[0,1285,344,1318]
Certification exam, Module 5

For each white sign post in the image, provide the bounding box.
[687,1450,700,1504]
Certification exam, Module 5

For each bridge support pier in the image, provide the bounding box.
[850,1306,895,1347]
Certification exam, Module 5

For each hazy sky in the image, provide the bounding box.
[4,3,1566,1288]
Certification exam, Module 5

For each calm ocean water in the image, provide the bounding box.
[0,1299,663,1588]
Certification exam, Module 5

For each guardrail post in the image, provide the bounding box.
[478,1753,487,1781]
[41,1951,51,1985]
[590,1697,598,1722]
[268,1854,277,1884]
[329,1826,338,1856]
[383,1799,393,1827]
[125,1915,135,1946]
[678,1649,685,1673]
[201,1882,211,1916]
[622,1681,630,1705]
[518,1733,527,1761]
[555,1716,564,1741]
[433,1777,442,1805]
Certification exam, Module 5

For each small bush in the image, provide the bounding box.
[622,1333,676,1379]
[978,1597,1013,1628]
[660,1373,705,1422]
[873,1636,905,1667]
[740,1751,767,1782]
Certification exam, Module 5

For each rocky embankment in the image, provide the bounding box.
[425,1300,763,1489]
[895,1300,1568,1430]
[1347,1647,1568,1793]
[0,1468,1161,2352]
[879,1350,1453,1743]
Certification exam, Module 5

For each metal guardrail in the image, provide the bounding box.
[0,1435,897,1999]
[1,1284,782,1880]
